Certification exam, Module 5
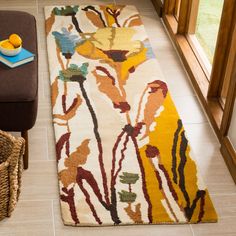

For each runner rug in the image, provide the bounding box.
[44,5,217,226]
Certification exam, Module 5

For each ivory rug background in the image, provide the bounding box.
[45,5,217,226]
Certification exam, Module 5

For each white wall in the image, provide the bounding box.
[228,100,236,150]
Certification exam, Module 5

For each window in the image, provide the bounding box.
[161,0,236,182]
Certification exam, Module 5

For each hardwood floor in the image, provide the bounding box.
[0,0,235,235]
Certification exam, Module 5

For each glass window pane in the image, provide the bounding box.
[195,0,224,64]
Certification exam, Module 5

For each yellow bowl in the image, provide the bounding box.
[0,39,22,56]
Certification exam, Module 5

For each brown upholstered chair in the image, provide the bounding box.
[0,11,38,169]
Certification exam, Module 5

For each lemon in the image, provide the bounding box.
[9,34,22,48]
[1,40,15,49]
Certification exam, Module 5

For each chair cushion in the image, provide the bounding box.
[0,11,38,131]
[0,11,38,102]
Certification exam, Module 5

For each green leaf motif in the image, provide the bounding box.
[59,63,89,82]
[118,190,137,203]
[52,6,79,16]
[119,172,139,185]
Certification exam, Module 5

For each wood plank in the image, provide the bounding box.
[164,14,178,33]
[220,137,236,184]
[174,0,181,19]
[187,34,211,79]
[187,0,199,34]
[220,22,236,135]
[174,0,199,34]
[208,1,236,97]
[168,0,176,14]
[220,15,236,102]
[163,0,176,14]
[177,0,189,34]
[163,0,170,14]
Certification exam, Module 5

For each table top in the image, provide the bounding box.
[0,11,38,102]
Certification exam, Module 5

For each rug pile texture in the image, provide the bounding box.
[45,5,217,226]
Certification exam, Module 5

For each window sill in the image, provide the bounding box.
[162,14,223,139]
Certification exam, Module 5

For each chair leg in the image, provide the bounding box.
[21,130,28,170]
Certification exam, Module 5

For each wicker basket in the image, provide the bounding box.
[0,130,25,221]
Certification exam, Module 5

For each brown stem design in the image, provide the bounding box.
[110,132,130,225]
[60,187,79,224]
[158,164,178,202]
[62,95,79,114]
[74,76,110,206]
[106,7,121,27]
[146,145,182,222]
[55,44,72,162]
[77,167,107,206]
[154,168,179,222]
[114,134,129,180]
[157,164,179,222]
[185,190,206,221]
[178,130,190,208]
[178,130,206,221]
[128,183,132,193]
[197,191,206,222]
[56,132,70,161]
[62,95,67,114]
[76,171,102,224]
[110,187,122,224]
[131,135,153,223]
[82,6,107,27]
[111,130,125,186]
[71,14,83,33]
[77,166,121,224]
[68,75,122,224]
[171,119,183,184]
[135,86,148,124]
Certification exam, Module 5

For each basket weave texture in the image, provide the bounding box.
[0,130,25,221]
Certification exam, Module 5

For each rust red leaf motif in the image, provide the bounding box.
[145,145,160,158]
[54,94,82,121]
[56,132,71,161]
[140,80,168,140]
[113,102,130,113]
[92,67,130,113]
